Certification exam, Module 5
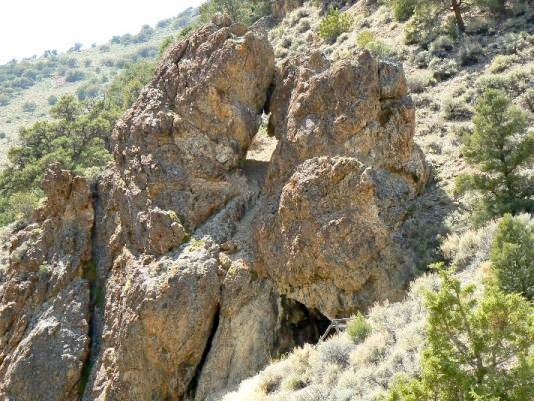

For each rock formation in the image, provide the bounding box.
[255,51,428,317]
[0,13,428,401]
[0,165,93,401]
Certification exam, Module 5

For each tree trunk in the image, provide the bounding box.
[451,0,466,32]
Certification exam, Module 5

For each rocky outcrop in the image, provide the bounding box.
[84,243,221,401]
[0,165,93,401]
[255,51,428,317]
[109,17,274,255]
[80,17,276,401]
[0,14,429,401]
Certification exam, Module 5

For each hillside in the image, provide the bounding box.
[0,6,197,164]
[0,1,532,401]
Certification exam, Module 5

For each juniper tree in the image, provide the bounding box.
[455,89,533,225]
[490,214,533,299]
[385,265,534,401]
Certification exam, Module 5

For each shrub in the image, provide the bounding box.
[457,39,483,66]
[356,31,396,59]
[8,191,41,222]
[0,132,6,139]
[489,54,519,73]
[47,95,58,105]
[476,0,506,14]
[455,89,533,225]
[490,214,533,299]
[389,0,417,21]
[22,101,37,112]
[496,31,532,55]
[347,313,372,343]
[442,96,472,120]
[385,265,534,401]
[476,66,532,99]
[413,50,432,68]
[65,69,85,82]
[429,58,458,81]
[0,94,10,106]
[356,31,375,48]
[407,70,435,93]
[429,35,454,56]
[319,8,353,42]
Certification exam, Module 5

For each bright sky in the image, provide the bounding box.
[0,0,205,64]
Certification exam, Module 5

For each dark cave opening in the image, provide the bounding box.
[274,296,331,355]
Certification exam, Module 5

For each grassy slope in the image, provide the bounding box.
[0,7,197,165]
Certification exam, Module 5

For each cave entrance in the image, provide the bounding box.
[274,296,332,355]
[242,113,278,187]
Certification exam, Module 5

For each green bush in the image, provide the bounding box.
[8,191,41,222]
[488,54,518,73]
[347,313,372,343]
[407,70,435,93]
[319,8,353,42]
[490,214,533,299]
[356,31,396,59]
[429,58,459,81]
[455,89,533,225]
[65,69,85,82]
[442,96,472,120]
[22,101,37,113]
[385,265,534,401]
[390,0,417,21]
[47,95,58,105]
[356,31,375,48]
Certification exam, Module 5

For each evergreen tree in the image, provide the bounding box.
[385,265,534,401]
[490,214,533,299]
[455,89,533,225]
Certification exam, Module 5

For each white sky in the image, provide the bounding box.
[0,0,205,64]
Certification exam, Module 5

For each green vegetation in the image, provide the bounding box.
[385,0,512,43]
[0,7,197,146]
[319,8,353,42]
[199,0,271,26]
[455,89,533,225]
[356,31,396,59]
[490,214,533,299]
[0,60,155,226]
[385,265,534,401]
[346,313,372,343]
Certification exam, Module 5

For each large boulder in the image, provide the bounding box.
[255,51,428,317]
[0,165,93,401]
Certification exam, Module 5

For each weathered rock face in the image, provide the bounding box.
[110,18,274,255]
[85,244,221,401]
[0,165,92,401]
[255,51,428,317]
[80,18,276,401]
[0,15,429,401]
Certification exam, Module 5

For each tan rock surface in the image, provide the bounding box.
[0,165,93,401]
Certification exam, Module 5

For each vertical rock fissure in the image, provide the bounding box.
[78,185,104,399]
[186,304,221,399]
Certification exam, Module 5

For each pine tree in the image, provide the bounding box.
[455,89,533,225]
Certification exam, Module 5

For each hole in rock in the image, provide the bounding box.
[242,113,278,187]
[274,296,331,355]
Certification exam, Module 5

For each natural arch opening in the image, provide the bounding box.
[242,113,278,187]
